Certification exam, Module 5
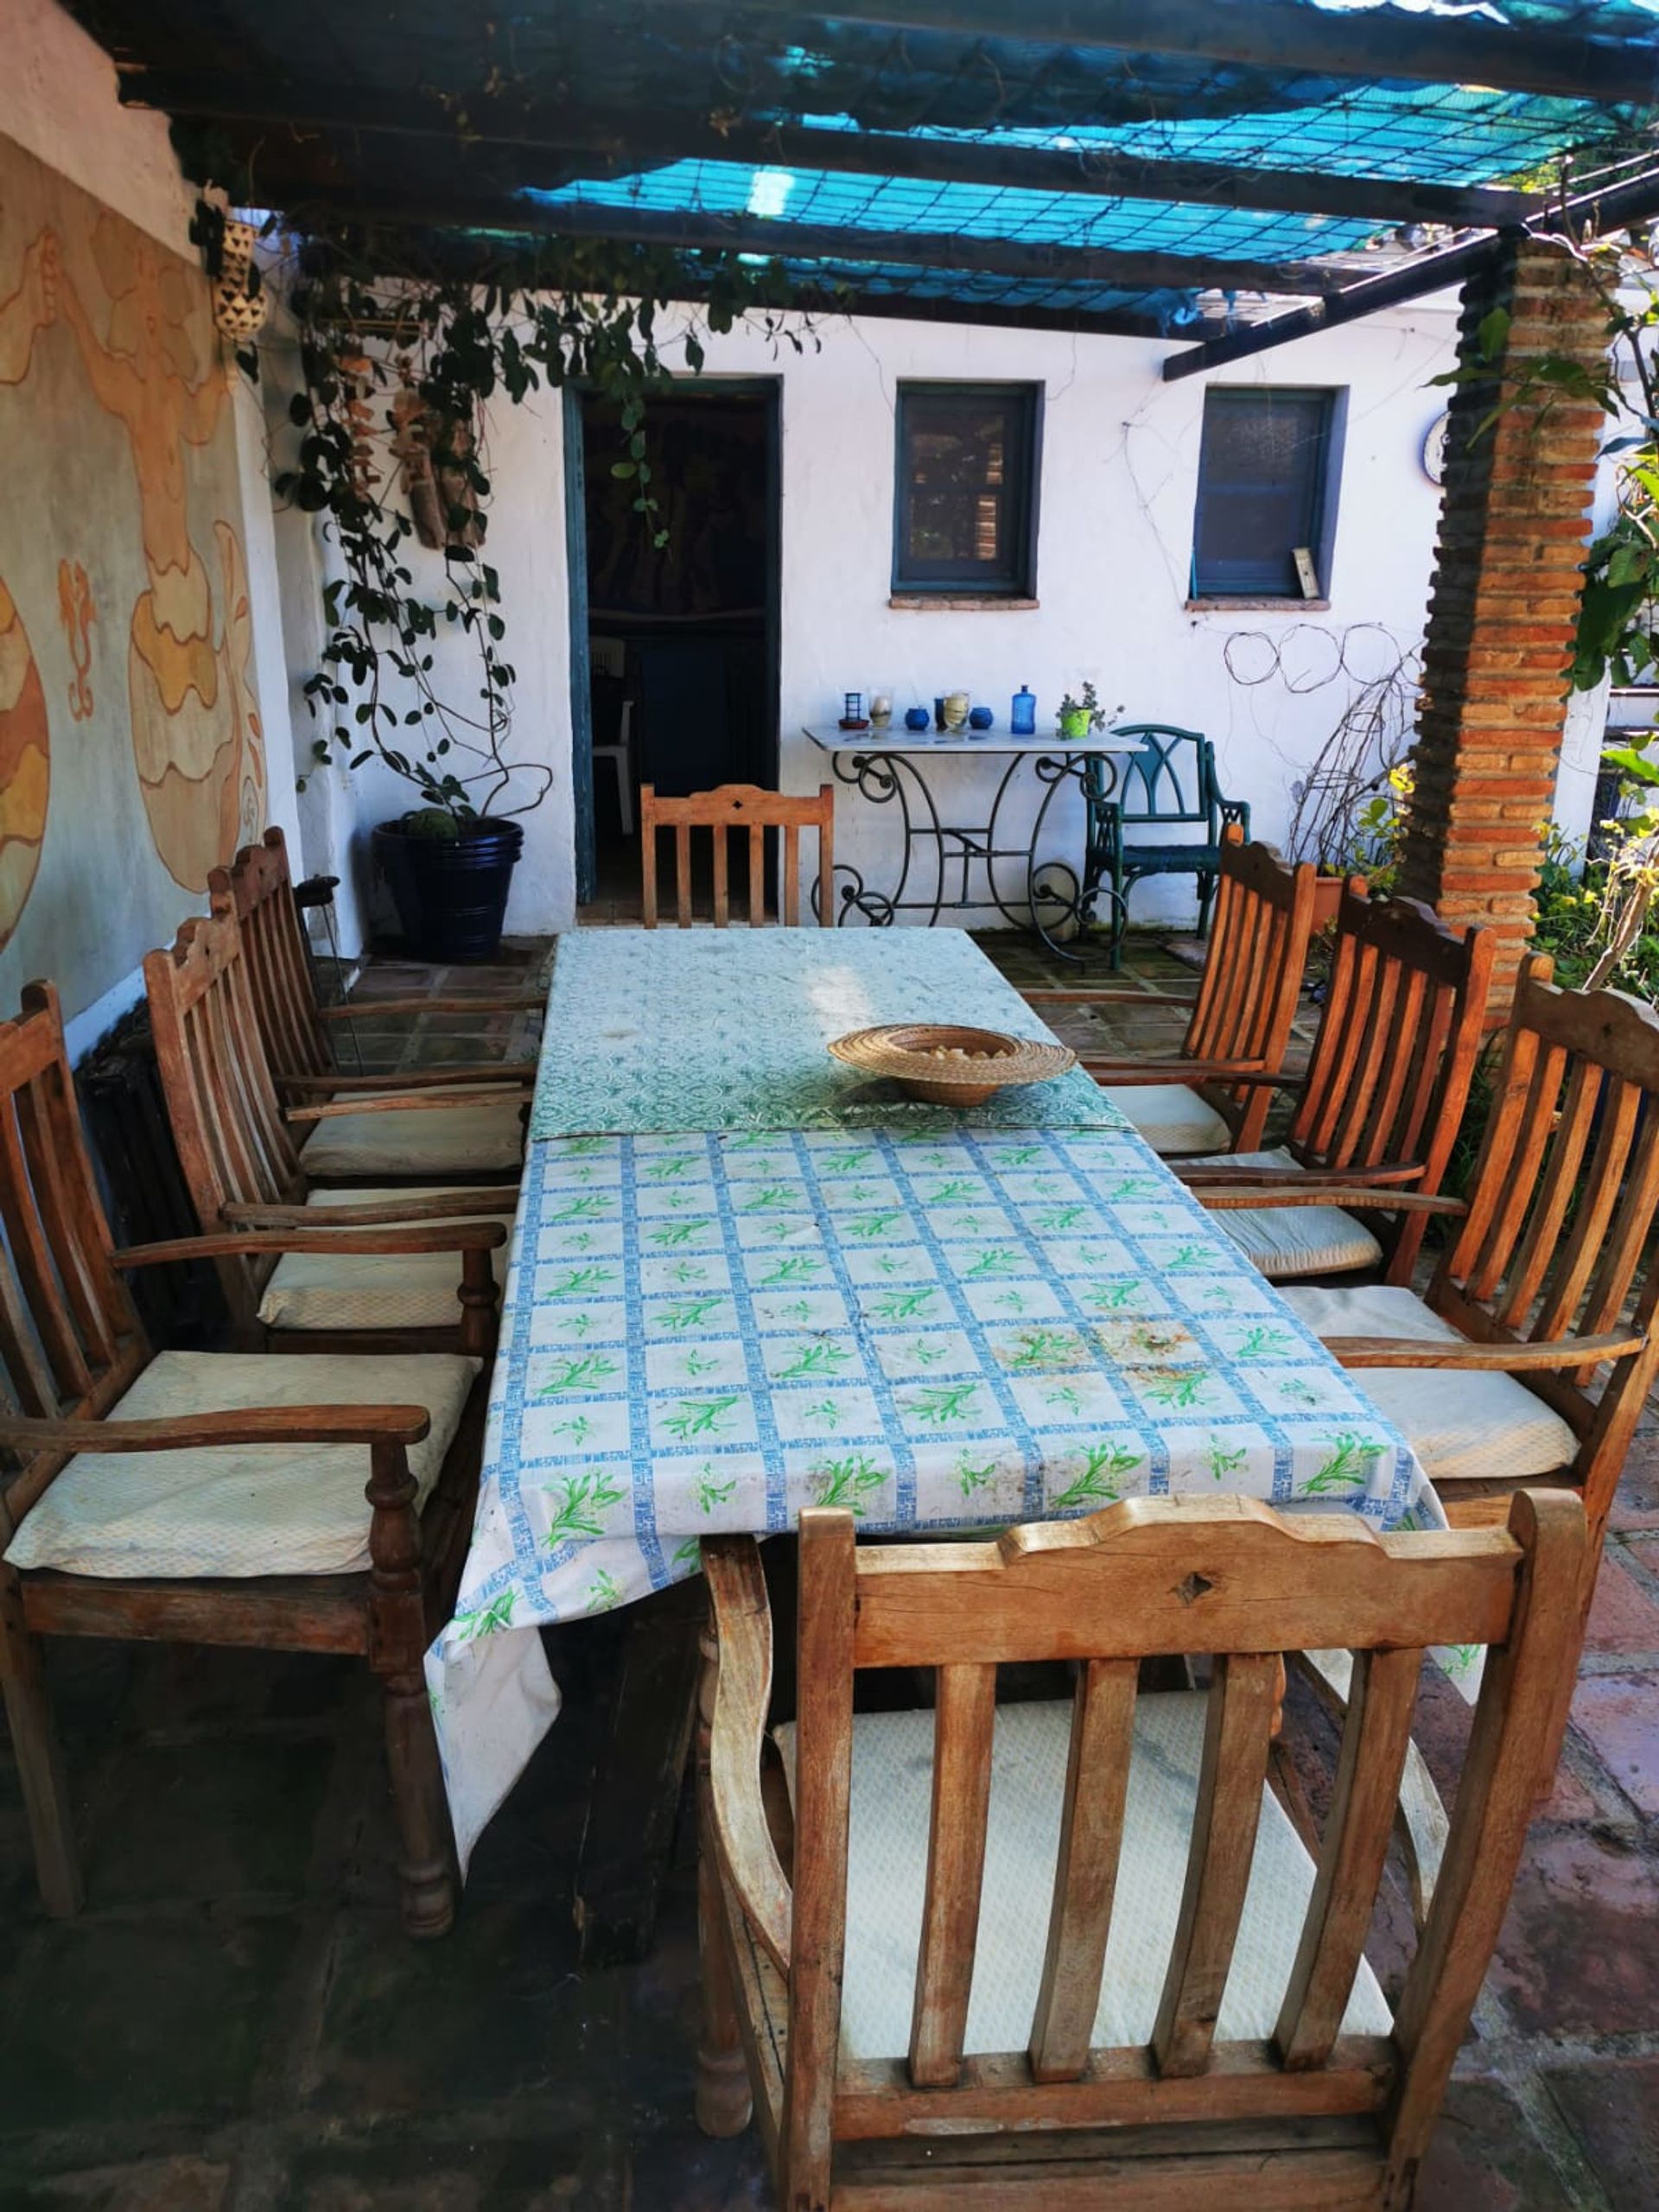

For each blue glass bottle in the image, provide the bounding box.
[1011,684,1037,736]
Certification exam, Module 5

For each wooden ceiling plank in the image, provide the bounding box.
[123,74,1541,228]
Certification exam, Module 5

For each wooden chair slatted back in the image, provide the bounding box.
[1178,833,1322,1152]
[1288,889,1495,1281]
[0,983,148,1541]
[1429,957,1659,1544]
[639,784,836,928]
[208,827,333,1086]
[145,910,306,1328]
[749,1493,1583,2203]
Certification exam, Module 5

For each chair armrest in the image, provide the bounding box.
[0,1402,432,1452]
[1177,1160,1427,1189]
[1078,1057,1273,1085]
[1325,1329,1643,1370]
[320,993,544,1020]
[112,1222,507,1267]
[223,1191,518,1229]
[1020,989,1199,1008]
[702,1536,793,1976]
[288,1089,525,1124]
[1290,1649,1446,1929]
[277,1066,534,1094]
[1194,1186,1466,1215]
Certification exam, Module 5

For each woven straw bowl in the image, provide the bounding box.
[828,1023,1076,1108]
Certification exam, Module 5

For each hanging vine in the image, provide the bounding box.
[192,182,810,831]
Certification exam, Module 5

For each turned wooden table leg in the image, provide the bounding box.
[694,1617,753,2138]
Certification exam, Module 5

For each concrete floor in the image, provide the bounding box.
[2,931,1656,2209]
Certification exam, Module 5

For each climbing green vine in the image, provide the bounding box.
[189,181,807,827]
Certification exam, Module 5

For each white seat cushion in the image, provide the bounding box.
[773,1692,1391,2063]
[3,1350,480,1580]
[257,1185,514,1334]
[1187,1147,1384,1279]
[1280,1282,1581,1485]
[1102,1083,1232,1156]
[297,1088,524,1177]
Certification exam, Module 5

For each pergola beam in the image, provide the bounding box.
[258,182,1356,297]
[726,0,1659,107]
[1161,161,1659,378]
[347,223,1179,340]
[123,73,1539,230]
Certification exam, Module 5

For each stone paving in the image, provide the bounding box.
[2,931,1656,2209]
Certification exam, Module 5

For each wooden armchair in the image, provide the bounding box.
[209,827,533,1183]
[1182,887,1495,1286]
[145,909,512,1355]
[0,982,493,1935]
[696,1493,1583,2209]
[1259,956,1659,1620]
[1025,830,1323,1155]
[640,783,835,927]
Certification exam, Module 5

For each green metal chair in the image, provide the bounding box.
[1088,724,1249,967]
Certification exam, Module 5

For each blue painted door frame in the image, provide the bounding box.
[563,385,596,904]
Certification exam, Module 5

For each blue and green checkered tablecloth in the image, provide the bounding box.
[429,947,1446,1870]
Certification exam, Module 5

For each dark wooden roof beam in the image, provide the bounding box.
[122,73,1540,229]
[264,185,1357,296]
[1160,159,1659,378]
[353,223,1181,340]
[730,0,1659,107]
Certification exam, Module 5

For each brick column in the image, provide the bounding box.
[1397,235,1609,995]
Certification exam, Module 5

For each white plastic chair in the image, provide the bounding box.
[594,699,635,837]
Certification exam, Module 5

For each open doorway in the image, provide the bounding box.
[569,380,780,917]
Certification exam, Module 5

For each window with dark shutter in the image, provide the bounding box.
[1192,388,1338,600]
[893,384,1040,597]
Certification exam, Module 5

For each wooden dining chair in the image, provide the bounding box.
[640,783,836,927]
[0,982,496,1936]
[1025,830,1324,1155]
[1249,956,1659,1620]
[1182,887,1496,1286]
[695,1493,1583,2209]
[208,827,533,1183]
[145,908,514,1355]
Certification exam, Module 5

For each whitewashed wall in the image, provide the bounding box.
[3,0,302,1054]
[289,293,1467,948]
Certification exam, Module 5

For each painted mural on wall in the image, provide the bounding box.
[0,130,264,1010]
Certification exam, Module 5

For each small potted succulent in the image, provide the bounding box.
[1058,681,1106,741]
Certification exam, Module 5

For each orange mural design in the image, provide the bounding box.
[0,579,50,954]
[57,558,95,720]
[0,221,54,942]
[46,216,264,888]
[0,133,268,988]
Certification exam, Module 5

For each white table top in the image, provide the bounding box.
[804,725,1126,755]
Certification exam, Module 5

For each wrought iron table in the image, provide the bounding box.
[802,727,1128,956]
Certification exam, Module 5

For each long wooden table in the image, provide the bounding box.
[428,928,1442,1936]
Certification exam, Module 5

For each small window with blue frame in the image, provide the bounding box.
[893,383,1041,598]
[1192,387,1341,601]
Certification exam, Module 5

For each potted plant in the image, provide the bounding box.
[1058,681,1106,741]
[260,219,801,963]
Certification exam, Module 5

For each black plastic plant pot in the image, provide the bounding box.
[372,817,524,962]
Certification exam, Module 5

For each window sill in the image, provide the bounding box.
[888,594,1040,612]
[1185,596,1331,613]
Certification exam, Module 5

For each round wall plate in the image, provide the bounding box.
[1422,412,1450,486]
